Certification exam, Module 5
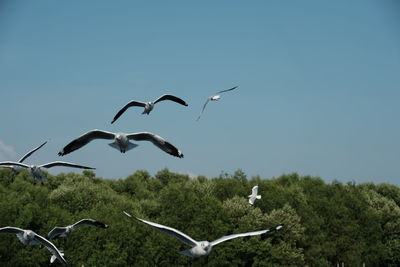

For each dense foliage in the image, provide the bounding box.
[0,168,399,266]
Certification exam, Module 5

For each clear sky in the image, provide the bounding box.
[1,0,399,184]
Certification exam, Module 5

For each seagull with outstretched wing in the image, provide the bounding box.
[2,141,47,173]
[112,94,188,123]
[58,130,183,158]
[0,226,68,265]
[123,211,282,258]
[48,219,108,240]
[197,86,238,121]
[248,185,261,205]
[0,161,95,183]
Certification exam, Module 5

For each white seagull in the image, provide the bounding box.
[48,219,109,240]
[58,130,184,158]
[123,211,282,258]
[197,86,238,121]
[111,94,188,123]
[0,161,95,183]
[2,141,47,173]
[248,185,261,205]
[0,226,68,265]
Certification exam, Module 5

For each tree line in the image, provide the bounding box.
[0,168,399,266]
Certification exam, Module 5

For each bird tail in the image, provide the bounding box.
[125,142,139,152]
[178,250,194,257]
[256,195,261,199]
[108,142,121,151]
[108,142,138,152]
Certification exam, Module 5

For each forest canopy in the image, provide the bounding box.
[0,168,399,266]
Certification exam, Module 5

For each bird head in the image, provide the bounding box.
[115,133,128,148]
[25,230,35,241]
[200,241,210,250]
[211,95,221,101]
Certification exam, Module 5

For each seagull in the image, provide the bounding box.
[123,211,282,258]
[2,141,47,173]
[48,219,108,240]
[0,161,95,183]
[248,185,261,205]
[196,86,238,121]
[58,130,183,158]
[111,94,188,123]
[0,226,68,265]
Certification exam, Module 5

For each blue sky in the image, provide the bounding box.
[1,1,399,184]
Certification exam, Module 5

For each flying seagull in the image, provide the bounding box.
[248,185,261,205]
[2,141,47,173]
[0,226,68,265]
[111,94,188,123]
[48,219,108,240]
[0,161,95,183]
[196,86,238,121]
[58,130,183,158]
[123,211,282,258]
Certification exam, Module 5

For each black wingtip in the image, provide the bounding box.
[58,151,63,156]
[175,149,184,158]
[97,222,109,228]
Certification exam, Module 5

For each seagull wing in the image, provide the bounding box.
[135,217,197,247]
[248,196,256,205]
[47,227,68,240]
[58,130,115,156]
[123,211,133,217]
[210,224,283,247]
[127,132,183,158]
[111,101,147,124]
[153,94,188,106]
[0,162,29,169]
[0,226,25,235]
[72,219,108,228]
[34,234,68,266]
[39,161,95,170]
[196,98,211,121]
[215,86,238,94]
[18,141,47,163]
[252,185,259,196]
